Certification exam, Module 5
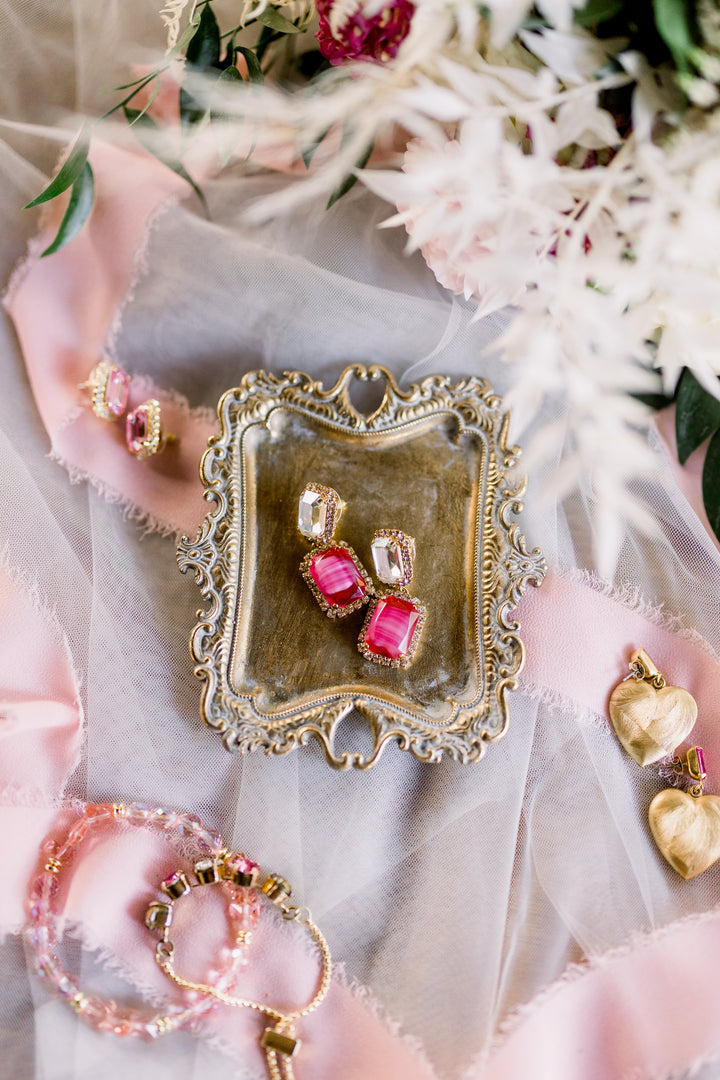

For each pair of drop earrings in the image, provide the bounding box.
[609,648,720,880]
[296,482,426,669]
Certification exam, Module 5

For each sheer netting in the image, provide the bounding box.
[2,4,720,1080]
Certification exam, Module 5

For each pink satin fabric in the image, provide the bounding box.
[477,907,720,1080]
[5,141,213,538]
[0,566,82,932]
[517,572,720,766]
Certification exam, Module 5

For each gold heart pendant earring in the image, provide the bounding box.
[650,746,720,880]
[608,648,698,766]
[609,650,720,880]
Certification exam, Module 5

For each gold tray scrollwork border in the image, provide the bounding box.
[177,365,546,769]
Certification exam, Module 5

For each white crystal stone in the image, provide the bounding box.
[371,536,406,584]
[298,489,327,538]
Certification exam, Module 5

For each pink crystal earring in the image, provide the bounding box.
[358,529,426,668]
[297,483,373,618]
[126,399,178,460]
[79,360,130,420]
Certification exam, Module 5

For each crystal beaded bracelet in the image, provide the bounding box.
[25,801,263,1040]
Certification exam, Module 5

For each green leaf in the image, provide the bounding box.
[123,105,209,217]
[219,63,245,83]
[255,24,283,63]
[40,162,95,256]
[186,3,221,70]
[302,126,331,169]
[675,368,720,465]
[24,124,90,209]
[652,0,695,70]
[702,428,720,543]
[632,391,675,411]
[574,0,623,25]
[235,46,264,84]
[179,85,207,131]
[256,7,302,33]
[326,140,374,209]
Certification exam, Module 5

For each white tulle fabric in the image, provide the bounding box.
[2,4,720,1079]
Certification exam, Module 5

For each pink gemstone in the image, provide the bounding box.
[28,872,58,918]
[81,997,114,1029]
[309,547,367,608]
[125,802,152,824]
[83,803,114,822]
[365,596,420,660]
[104,368,129,417]
[696,747,707,777]
[224,853,258,881]
[228,891,261,928]
[126,406,148,454]
[67,819,91,846]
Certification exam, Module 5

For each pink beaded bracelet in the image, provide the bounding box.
[25,801,263,1040]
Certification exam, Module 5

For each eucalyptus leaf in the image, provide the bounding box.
[219,64,245,83]
[633,391,675,411]
[186,3,221,70]
[702,429,720,543]
[256,7,302,34]
[302,127,331,169]
[653,0,694,69]
[179,86,207,131]
[235,46,264,84]
[326,141,374,209]
[123,105,209,217]
[675,368,720,464]
[255,24,283,63]
[574,0,623,25]
[24,124,90,209]
[40,162,95,257]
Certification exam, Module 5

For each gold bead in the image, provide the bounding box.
[161,872,191,900]
[261,873,292,904]
[194,859,220,885]
[145,901,173,931]
[45,857,61,874]
[260,1028,300,1057]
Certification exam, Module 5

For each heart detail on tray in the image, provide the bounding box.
[608,679,698,767]
[648,788,720,880]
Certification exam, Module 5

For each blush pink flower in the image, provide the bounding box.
[316,0,415,65]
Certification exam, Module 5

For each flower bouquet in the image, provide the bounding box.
[28,0,720,566]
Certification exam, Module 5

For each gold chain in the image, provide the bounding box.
[148,853,332,1079]
[156,902,331,1023]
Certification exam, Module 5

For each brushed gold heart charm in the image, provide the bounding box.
[608,648,697,766]
[648,787,720,879]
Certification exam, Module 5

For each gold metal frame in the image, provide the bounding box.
[177,365,545,769]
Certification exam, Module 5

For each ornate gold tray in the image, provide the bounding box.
[177,365,545,768]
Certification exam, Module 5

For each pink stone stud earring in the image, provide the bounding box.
[358,529,426,668]
[79,360,130,420]
[297,483,374,618]
[126,399,178,460]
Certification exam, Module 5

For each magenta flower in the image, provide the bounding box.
[316,0,415,65]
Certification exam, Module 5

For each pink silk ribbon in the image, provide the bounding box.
[5,141,213,538]
[0,565,83,934]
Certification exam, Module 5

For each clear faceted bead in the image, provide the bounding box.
[297,489,327,539]
[371,535,406,584]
